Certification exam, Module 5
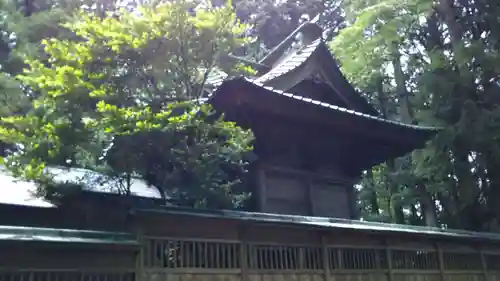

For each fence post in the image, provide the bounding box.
[436,244,446,281]
[384,241,393,281]
[239,224,249,281]
[321,233,331,281]
[135,227,145,281]
[480,250,489,281]
[320,232,331,281]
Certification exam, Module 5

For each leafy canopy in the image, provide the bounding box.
[0,0,255,209]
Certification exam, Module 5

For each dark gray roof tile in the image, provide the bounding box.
[255,39,321,85]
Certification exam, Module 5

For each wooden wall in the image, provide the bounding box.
[0,241,137,281]
[256,166,357,219]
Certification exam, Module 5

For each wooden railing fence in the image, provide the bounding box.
[142,237,500,281]
[1,237,499,281]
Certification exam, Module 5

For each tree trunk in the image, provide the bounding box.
[392,48,413,123]
[24,0,33,16]
[417,181,438,227]
[366,169,380,215]
[392,47,438,226]
[409,204,420,225]
[386,159,405,224]
[438,1,477,221]
[375,76,405,224]
[421,8,478,228]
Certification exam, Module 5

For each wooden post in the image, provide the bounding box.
[239,224,249,281]
[299,247,305,270]
[336,249,343,269]
[135,227,145,281]
[321,233,331,281]
[384,240,393,281]
[480,250,489,281]
[307,177,314,216]
[436,244,446,281]
[375,248,381,269]
[347,179,360,219]
[256,166,267,212]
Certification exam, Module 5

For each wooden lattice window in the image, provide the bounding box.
[328,248,384,270]
[144,238,241,269]
[485,254,500,271]
[442,252,482,270]
[391,249,439,270]
[248,244,323,270]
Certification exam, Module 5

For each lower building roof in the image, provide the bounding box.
[0,225,138,245]
[0,166,162,208]
[136,206,500,243]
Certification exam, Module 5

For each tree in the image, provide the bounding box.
[331,0,500,231]
[0,0,255,210]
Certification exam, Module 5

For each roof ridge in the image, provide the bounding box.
[259,21,324,67]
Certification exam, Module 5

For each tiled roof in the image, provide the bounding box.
[218,77,439,132]
[0,166,162,208]
[217,39,381,117]
[254,39,321,84]
[204,69,228,87]
[258,21,321,67]
[204,39,321,89]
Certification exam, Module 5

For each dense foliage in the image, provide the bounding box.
[332,0,500,231]
[0,0,254,209]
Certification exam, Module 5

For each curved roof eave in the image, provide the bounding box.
[213,77,441,133]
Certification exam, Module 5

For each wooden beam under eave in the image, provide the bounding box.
[219,102,422,174]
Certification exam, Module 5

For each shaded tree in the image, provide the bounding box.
[331,0,500,231]
[0,0,255,209]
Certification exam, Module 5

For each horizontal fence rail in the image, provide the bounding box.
[0,269,135,281]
